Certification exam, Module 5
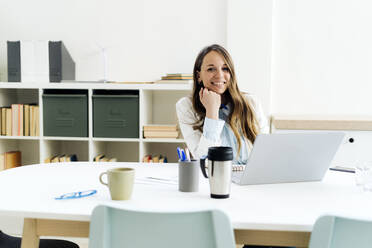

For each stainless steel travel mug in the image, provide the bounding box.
[200,146,233,198]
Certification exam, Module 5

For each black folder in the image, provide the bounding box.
[7,41,21,82]
[49,41,75,82]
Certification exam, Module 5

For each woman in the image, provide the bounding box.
[176,44,293,248]
[176,44,269,164]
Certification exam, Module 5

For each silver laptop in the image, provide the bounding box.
[232,132,345,185]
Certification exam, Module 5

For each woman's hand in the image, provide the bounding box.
[199,87,221,120]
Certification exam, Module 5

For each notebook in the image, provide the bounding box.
[232,132,345,185]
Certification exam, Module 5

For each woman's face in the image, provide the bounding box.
[198,51,231,95]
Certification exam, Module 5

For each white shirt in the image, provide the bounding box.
[176,94,269,164]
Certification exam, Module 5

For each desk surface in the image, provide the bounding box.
[1,162,372,232]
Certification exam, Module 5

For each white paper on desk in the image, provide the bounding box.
[136,176,178,186]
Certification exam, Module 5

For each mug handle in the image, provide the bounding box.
[200,156,208,178]
[99,172,108,186]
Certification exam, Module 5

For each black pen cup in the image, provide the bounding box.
[178,160,199,192]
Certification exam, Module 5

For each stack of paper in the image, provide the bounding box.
[143,124,179,138]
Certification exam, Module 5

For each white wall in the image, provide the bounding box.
[2,0,371,116]
[0,0,227,82]
[271,0,372,115]
[227,0,273,114]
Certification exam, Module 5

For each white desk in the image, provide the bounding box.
[1,162,372,248]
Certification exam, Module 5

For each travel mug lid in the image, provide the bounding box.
[207,146,233,161]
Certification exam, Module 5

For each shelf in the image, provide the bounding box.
[142,138,185,143]
[92,137,140,142]
[0,136,39,140]
[0,84,189,164]
[0,82,40,89]
[43,136,89,141]
[0,82,192,90]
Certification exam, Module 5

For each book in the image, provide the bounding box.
[49,41,75,82]
[29,105,39,136]
[0,153,4,171]
[59,154,66,162]
[142,155,152,163]
[100,157,109,162]
[11,104,18,136]
[11,104,23,136]
[7,41,21,82]
[51,156,60,163]
[24,104,30,136]
[1,108,5,135]
[152,155,160,163]
[166,73,192,77]
[94,154,105,162]
[44,156,52,163]
[29,105,34,136]
[161,76,193,80]
[6,108,12,136]
[143,130,179,138]
[108,81,154,84]
[154,79,193,84]
[4,151,21,169]
[159,155,167,163]
[34,105,39,136]
[143,124,178,131]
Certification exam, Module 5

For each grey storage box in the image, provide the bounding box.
[43,89,88,137]
[93,90,139,138]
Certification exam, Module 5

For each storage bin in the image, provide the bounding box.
[93,90,139,138]
[43,89,88,137]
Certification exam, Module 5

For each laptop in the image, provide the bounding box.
[232,132,345,185]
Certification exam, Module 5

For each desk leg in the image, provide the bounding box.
[21,218,40,248]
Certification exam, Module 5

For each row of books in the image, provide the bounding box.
[142,154,168,163]
[155,73,193,84]
[0,151,21,171]
[0,104,39,136]
[143,124,179,138]
[7,40,75,83]
[43,154,78,163]
[93,154,118,162]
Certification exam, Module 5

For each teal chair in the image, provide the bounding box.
[89,205,236,248]
[309,215,372,248]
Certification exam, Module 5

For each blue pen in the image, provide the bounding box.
[55,189,97,200]
[177,147,182,161]
[181,150,186,161]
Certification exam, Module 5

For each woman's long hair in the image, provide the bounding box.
[192,44,259,156]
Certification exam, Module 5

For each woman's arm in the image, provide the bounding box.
[176,97,224,159]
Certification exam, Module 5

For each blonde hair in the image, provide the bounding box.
[192,44,259,156]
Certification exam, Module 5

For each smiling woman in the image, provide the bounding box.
[176,44,270,164]
[176,44,292,248]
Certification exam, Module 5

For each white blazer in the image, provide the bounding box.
[176,94,270,159]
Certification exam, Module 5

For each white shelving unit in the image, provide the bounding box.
[0,82,191,164]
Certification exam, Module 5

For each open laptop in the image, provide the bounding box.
[232,132,345,185]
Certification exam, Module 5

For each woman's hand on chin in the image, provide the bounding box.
[199,87,221,120]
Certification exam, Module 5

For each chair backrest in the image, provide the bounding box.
[89,205,236,248]
[309,215,372,248]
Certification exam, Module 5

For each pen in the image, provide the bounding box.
[185,148,191,161]
[177,147,184,161]
[181,149,186,161]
